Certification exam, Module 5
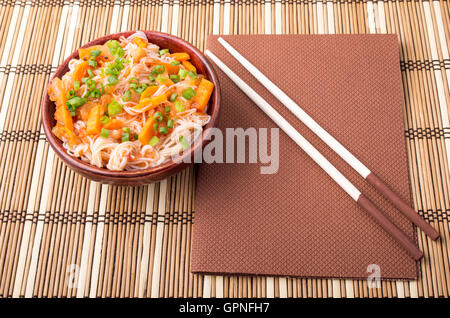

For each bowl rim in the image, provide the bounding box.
[41,30,221,179]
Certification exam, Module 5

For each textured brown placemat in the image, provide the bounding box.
[192,34,418,280]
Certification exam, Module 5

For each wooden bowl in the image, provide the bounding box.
[41,31,221,185]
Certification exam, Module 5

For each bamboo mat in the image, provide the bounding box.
[0,0,448,298]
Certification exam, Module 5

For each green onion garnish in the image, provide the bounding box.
[128,77,139,84]
[100,116,110,124]
[107,100,123,116]
[169,74,180,83]
[165,106,171,113]
[88,69,94,78]
[158,126,169,135]
[182,87,196,100]
[121,133,130,142]
[159,49,169,56]
[153,112,163,121]
[74,81,80,90]
[156,74,166,83]
[90,50,102,58]
[167,119,174,128]
[107,75,118,85]
[100,128,110,138]
[174,101,184,112]
[170,60,181,66]
[179,136,189,150]
[187,70,197,79]
[178,68,188,79]
[123,127,130,133]
[148,75,155,82]
[152,65,165,75]
[123,90,132,102]
[169,93,178,102]
[88,59,97,68]
[148,136,159,146]
[153,122,159,131]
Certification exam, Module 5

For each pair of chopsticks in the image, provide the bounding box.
[205,37,440,261]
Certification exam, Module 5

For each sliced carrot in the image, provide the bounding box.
[134,93,168,110]
[140,85,159,100]
[133,37,148,48]
[131,47,146,63]
[48,78,66,107]
[78,45,113,64]
[49,78,75,139]
[76,101,97,122]
[170,52,190,61]
[72,61,90,83]
[161,62,180,75]
[193,78,214,112]
[103,118,123,130]
[182,60,196,73]
[138,116,155,145]
[86,104,102,135]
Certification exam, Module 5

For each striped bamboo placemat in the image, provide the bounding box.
[0,0,448,298]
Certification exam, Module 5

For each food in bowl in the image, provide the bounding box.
[48,31,214,171]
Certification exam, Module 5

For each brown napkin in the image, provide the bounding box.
[191,34,418,279]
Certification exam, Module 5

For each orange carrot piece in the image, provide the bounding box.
[103,119,123,130]
[140,85,159,100]
[138,116,155,145]
[170,52,190,61]
[133,37,148,48]
[182,60,196,73]
[131,47,146,63]
[49,78,75,137]
[78,45,113,63]
[193,78,214,112]
[86,104,102,135]
[72,61,89,83]
[135,93,168,110]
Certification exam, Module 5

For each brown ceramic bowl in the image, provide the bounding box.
[41,31,221,185]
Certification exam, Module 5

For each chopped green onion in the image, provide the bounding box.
[148,136,159,146]
[106,40,124,58]
[107,100,123,116]
[148,75,155,82]
[179,136,189,150]
[88,69,94,78]
[122,90,132,102]
[81,77,89,83]
[167,119,174,128]
[165,106,171,113]
[134,83,148,94]
[174,100,184,112]
[152,65,165,75]
[74,81,80,90]
[121,133,130,142]
[134,133,139,140]
[159,126,169,135]
[90,50,102,58]
[187,70,197,79]
[170,60,181,66]
[66,96,86,109]
[153,112,163,121]
[88,59,97,68]
[128,77,139,84]
[100,128,110,138]
[178,68,188,79]
[182,87,196,100]
[159,49,169,56]
[123,127,130,133]
[169,74,180,83]
[169,93,178,102]
[107,75,118,85]
[156,74,166,83]
[152,122,159,131]
[100,116,110,124]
